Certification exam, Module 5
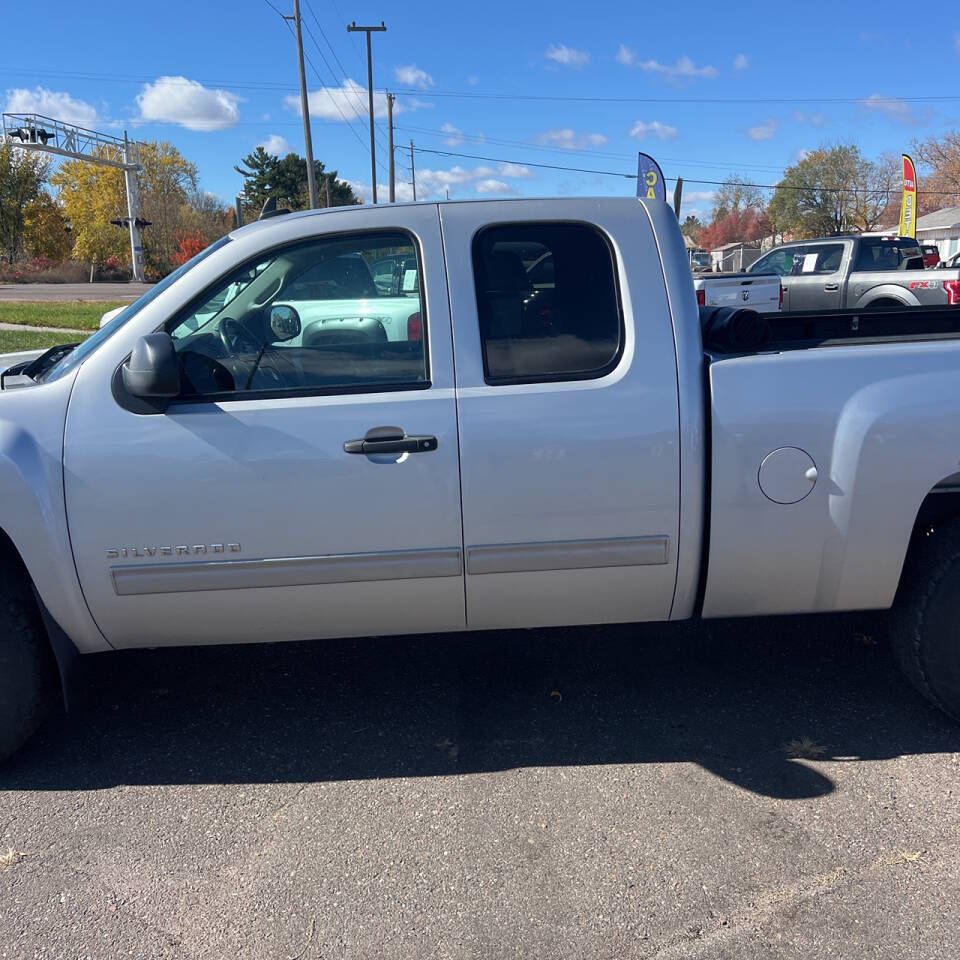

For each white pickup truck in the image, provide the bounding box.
[693,270,782,313]
[2,196,960,760]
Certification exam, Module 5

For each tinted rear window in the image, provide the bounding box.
[472,222,623,384]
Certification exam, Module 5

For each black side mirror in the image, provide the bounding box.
[122,333,180,402]
[269,304,301,341]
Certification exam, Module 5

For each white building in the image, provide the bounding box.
[916,206,960,262]
[709,240,762,272]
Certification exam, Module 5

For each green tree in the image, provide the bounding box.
[0,142,52,263]
[235,147,359,214]
[768,144,893,238]
[680,215,703,244]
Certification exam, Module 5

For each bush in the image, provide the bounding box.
[0,258,88,283]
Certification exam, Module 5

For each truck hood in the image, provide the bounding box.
[0,349,45,378]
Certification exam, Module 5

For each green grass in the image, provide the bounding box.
[0,328,90,353]
[0,300,126,331]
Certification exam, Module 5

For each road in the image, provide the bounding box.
[0,282,152,302]
[1,613,958,959]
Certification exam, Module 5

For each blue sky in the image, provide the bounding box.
[3,0,958,220]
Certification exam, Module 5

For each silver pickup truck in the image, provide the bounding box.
[747,233,960,311]
[2,196,960,760]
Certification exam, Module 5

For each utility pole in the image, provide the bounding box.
[121,132,145,282]
[287,0,318,209]
[409,140,416,201]
[387,92,396,202]
[347,21,386,203]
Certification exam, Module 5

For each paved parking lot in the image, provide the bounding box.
[1,613,959,959]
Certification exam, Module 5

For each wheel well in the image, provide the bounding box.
[866,297,905,309]
[0,526,32,588]
[912,489,960,539]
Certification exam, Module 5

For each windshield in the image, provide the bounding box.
[39,235,232,384]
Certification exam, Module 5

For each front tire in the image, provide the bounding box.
[891,518,960,720]
[0,565,57,761]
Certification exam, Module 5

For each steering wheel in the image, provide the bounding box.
[219,317,261,355]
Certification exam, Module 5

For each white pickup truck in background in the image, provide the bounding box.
[2,196,960,762]
[693,270,782,313]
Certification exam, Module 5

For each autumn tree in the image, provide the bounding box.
[914,131,960,212]
[710,174,766,222]
[699,207,772,251]
[53,140,208,279]
[768,144,894,238]
[0,142,52,263]
[51,151,127,275]
[23,193,71,261]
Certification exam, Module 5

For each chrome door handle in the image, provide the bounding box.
[824,282,839,291]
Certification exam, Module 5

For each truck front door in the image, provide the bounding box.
[785,241,848,311]
[439,200,681,629]
[64,207,466,647]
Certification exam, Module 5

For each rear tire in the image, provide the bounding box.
[891,518,960,721]
[0,564,57,761]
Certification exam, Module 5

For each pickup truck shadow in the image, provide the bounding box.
[2,614,958,800]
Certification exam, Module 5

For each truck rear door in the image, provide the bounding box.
[439,199,681,629]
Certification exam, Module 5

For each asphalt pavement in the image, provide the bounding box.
[1,613,958,959]
[0,282,152,302]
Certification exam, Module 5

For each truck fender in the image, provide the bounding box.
[0,414,109,656]
[855,284,919,309]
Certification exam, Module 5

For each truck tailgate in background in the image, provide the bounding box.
[695,273,781,313]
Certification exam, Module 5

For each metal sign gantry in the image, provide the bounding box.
[2,113,147,282]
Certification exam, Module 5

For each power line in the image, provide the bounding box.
[392,88,960,105]
[410,147,960,196]
[300,2,392,163]
[261,0,378,165]
[395,122,791,174]
[5,66,956,108]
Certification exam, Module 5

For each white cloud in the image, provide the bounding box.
[683,190,717,204]
[136,76,241,131]
[545,43,590,68]
[347,179,416,203]
[793,110,826,126]
[792,148,812,163]
[733,53,748,71]
[356,162,532,201]
[4,87,98,126]
[258,134,291,155]
[747,119,777,141]
[859,94,918,124]
[499,162,534,179]
[285,80,426,122]
[629,120,678,140]
[619,52,718,79]
[475,178,514,195]
[394,65,434,89]
[537,128,608,149]
[440,122,464,146]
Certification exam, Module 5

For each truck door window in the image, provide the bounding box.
[472,222,623,384]
[853,238,923,272]
[166,231,429,400]
[750,248,795,276]
[795,243,844,274]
